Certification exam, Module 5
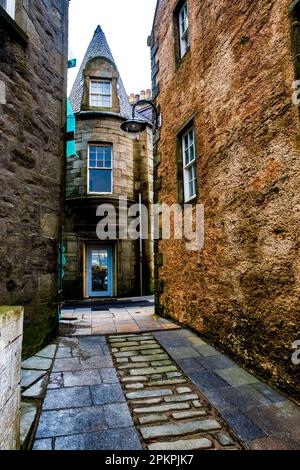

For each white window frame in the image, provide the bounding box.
[178,1,190,58]
[87,144,113,195]
[0,0,15,18]
[182,127,197,202]
[89,80,112,108]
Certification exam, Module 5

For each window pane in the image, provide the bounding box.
[91,250,109,292]
[189,180,196,198]
[185,149,190,166]
[89,146,112,169]
[96,158,104,168]
[91,81,101,93]
[188,165,194,182]
[101,95,111,107]
[100,82,111,94]
[179,2,189,57]
[96,147,105,160]
[90,95,101,106]
[105,147,111,158]
[184,161,197,201]
[189,143,195,162]
[184,134,189,150]
[89,169,112,193]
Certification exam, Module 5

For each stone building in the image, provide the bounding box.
[65,26,153,300]
[150,0,300,398]
[0,1,69,356]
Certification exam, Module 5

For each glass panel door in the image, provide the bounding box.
[87,246,113,297]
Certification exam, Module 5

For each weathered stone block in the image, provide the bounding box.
[140,419,222,440]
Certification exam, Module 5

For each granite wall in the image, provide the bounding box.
[0,0,68,356]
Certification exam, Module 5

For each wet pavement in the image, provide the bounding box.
[59,296,180,336]
[31,299,300,450]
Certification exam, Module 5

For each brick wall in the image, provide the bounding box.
[0,306,23,450]
[152,0,300,399]
[0,1,68,356]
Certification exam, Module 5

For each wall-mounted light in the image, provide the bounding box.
[121,99,159,134]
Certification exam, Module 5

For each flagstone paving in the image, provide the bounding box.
[59,297,180,336]
[31,304,300,451]
[33,336,141,450]
[109,334,241,450]
[20,343,57,448]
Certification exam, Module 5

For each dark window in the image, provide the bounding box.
[88,145,113,193]
[174,0,190,64]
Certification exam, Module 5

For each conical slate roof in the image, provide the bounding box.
[69,25,147,122]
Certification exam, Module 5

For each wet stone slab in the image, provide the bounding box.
[54,427,142,450]
[109,333,242,451]
[90,383,125,405]
[140,419,222,440]
[63,369,102,387]
[21,369,47,389]
[43,386,92,410]
[36,406,107,438]
[22,376,48,399]
[22,356,52,371]
[36,345,57,359]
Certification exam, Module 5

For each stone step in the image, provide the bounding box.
[130,366,177,376]
[119,345,159,352]
[148,378,187,386]
[131,397,162,405]
[164,393,198,403]
[126,388,172,400]
[20,402,38,449]
[172,410,207,419]
[147,437,213,451]
[138,414,169,425]
[133,402,190,414]
[140,419,222,440]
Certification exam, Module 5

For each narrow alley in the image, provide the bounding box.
[1,0,300,456]
[25,298,300,451]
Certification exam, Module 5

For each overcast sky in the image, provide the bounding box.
[68,0,157,96]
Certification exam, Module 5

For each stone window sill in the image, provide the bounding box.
[0,6,28,44]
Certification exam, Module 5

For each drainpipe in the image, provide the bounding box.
[139,193,143,297]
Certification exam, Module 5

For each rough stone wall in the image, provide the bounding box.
[0,1,68,357]
[0,307,23,450]
[152,0,300,399]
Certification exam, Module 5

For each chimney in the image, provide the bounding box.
[140,90,146,100]
[129,93,136,104]
[146,89,152,99]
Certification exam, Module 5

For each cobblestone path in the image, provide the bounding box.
[109,334,241,450]
[32,321,300,450]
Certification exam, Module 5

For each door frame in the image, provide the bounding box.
[85,244,113,298]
